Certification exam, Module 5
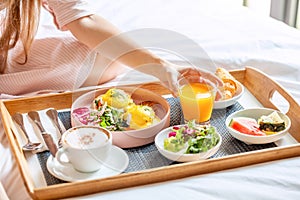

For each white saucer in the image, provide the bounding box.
[46,145,129,182]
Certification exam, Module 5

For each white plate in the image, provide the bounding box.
[225,108,291,144]
[214,81,244,109]
[46,145,129,182]
[155,125,222,162]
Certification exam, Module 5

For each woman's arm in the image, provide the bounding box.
[65,14,223,96]
[65,14,186,94]
[45,0,222,95]
[65,14,163,69]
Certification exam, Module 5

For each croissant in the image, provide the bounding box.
[215,67,237,100]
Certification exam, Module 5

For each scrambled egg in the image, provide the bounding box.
[101,88,133,109]
[125,104,158,129]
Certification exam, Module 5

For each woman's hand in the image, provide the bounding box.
[155,60,223,99]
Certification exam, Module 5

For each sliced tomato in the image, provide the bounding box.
[229,117,266,136]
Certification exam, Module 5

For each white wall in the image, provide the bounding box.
[245,0,272,16]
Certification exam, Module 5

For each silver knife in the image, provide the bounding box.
[28,111,58,157]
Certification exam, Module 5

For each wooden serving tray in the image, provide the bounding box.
[1,67,300,200]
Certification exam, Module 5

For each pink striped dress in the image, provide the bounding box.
[0,1,97,199]
[1,0,97,98]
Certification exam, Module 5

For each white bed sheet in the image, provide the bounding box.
[81,157,300,200]
[3,0,300,199]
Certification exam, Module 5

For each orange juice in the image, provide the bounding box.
[179,82,215,123]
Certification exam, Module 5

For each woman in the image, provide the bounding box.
[0,0,221,96]
[0,0,222,199]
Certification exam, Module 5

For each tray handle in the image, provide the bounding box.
[242,67,300,142]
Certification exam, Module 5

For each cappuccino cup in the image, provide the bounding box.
[55,126,112,173]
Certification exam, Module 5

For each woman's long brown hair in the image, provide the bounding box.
[0,0,41,73]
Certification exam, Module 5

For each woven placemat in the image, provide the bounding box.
[37,97,276,185]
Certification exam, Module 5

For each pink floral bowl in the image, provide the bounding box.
[71,86,170,148]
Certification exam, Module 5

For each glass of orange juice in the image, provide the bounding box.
[178,76,217,125]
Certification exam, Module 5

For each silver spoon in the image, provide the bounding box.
[46,109,63,147]
[12,112,43,151]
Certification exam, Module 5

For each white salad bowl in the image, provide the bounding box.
[225,108,291,144]
[154,125,222,162]
[71,86,170,148]
[214,80,244,109]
